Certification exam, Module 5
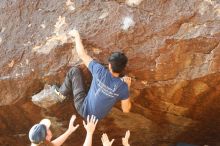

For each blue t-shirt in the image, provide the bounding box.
[82,60,129,119]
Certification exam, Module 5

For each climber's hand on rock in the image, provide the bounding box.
[68,115,79,133]
[122,76,131,87]
[68,29,80,38]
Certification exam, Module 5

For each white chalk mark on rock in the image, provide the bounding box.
[122,16,135,31]
[92,48,102,54]
[32,35,67,54]
[8,60,15,68]
[99,11,109,19]
[69,5,75,11]
[41,24,46,29]
[66,0,73,6]
[66,0,75,11]
[23,41,31,46]
[141,80,148,85]
[54,16,67,36]
[32,16,69,54]
[26,59,29,65]
[126,0,143,6]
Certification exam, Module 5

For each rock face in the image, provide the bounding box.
[0,0,220,146]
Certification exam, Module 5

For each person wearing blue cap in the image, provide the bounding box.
[29,115,98,146]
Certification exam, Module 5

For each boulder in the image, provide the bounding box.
[0,0,219,145]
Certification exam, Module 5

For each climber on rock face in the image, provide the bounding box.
[53,29,132,120]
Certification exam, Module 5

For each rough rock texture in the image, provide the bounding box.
[0,0,220,146]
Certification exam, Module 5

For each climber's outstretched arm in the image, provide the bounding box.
[121,76,132,113]
[83,115,98,146]
[121,98,131,113]
[50,115,79,146]
[69,29,93,67]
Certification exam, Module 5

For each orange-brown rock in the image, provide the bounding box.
[0,0,219,146]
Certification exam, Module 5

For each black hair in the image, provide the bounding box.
[108,52,128,74]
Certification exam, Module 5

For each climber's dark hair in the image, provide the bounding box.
[108,52,128,73]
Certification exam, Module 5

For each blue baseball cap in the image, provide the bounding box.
[29,119,51,144]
